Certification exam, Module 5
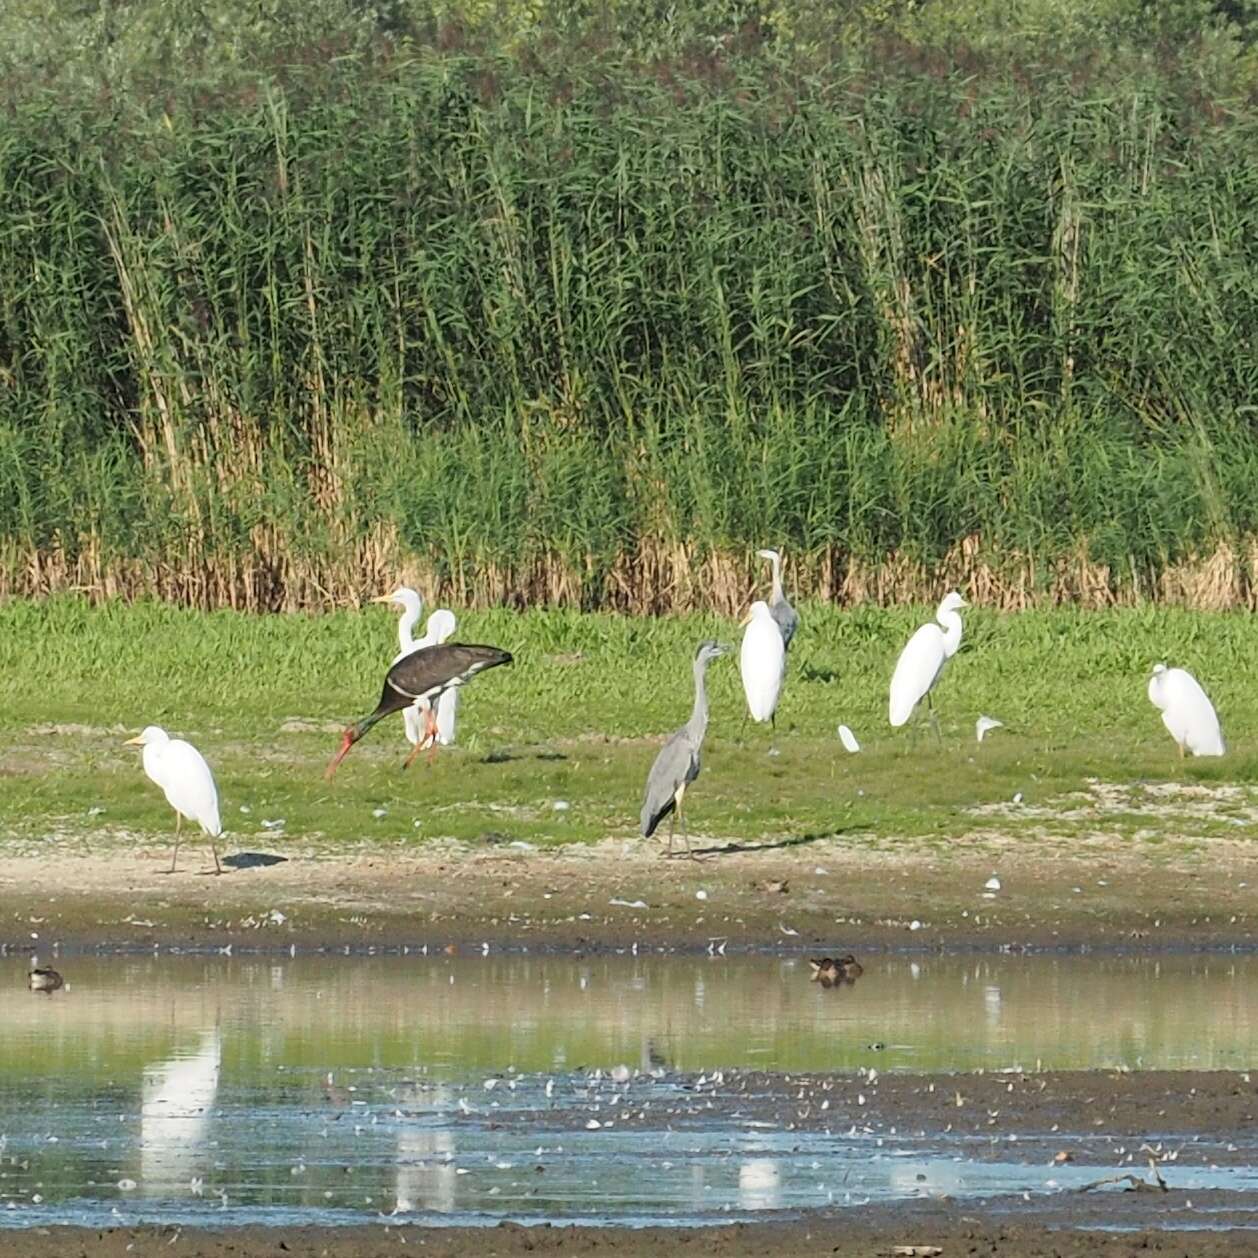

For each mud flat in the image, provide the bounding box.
[1,836,1255,953]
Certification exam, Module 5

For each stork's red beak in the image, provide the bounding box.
[325,729,354,780]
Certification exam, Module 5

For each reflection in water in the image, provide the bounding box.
[738,1158,782,1210]
[7,953,1258,1079]
[140,1029,221,1195]
[394,1084,457,1214]
[4,952,1258,1228]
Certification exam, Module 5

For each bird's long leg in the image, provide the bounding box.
[665,813,674,859]
[206,834,222,876]
[402,735,424,770]
[168,811,182,874]
[425,705,440,766]
[927,692,942,746]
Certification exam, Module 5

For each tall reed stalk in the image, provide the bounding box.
[0,48,1256,611]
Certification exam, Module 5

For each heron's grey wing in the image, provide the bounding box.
[640,728,693,837]
[771,599,799,650]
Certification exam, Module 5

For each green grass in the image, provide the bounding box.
[2,598,1256,854]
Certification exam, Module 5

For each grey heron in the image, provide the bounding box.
[639,640,729,859]
[756,549,798,649]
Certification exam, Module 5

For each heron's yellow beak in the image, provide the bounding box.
[369,593,396,605]
[739,610,753,628]
[123,735,143,746]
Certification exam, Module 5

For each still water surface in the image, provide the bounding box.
[3,952,1258,1227]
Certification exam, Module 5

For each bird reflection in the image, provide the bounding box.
[738,1157,782,1209]
[641,1037,670,1075]
[140,1028,221,1194]
[394,1083,457,1214]
[808,955,864,989]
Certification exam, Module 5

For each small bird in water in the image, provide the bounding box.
[809,955,863,988]
[28,956,64,993]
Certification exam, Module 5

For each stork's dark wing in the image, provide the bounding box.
[387,642,512,702]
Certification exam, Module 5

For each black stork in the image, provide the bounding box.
[326,641,512,778]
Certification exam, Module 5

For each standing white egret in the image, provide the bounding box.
[756,548,799,649]
[1147,663,1224,757]
[372,587,426,748]
[888,591,967,737]
[739,600,786,726]
[374,590,463,754]
[423,609,460,748]
[124,726,223,874]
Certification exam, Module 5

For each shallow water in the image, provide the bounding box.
[3,953,1258,1227]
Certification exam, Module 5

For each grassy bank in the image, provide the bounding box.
[2,599,1256,854]
[0,40,1257,610]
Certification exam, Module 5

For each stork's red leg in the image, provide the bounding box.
[425,707,440,764]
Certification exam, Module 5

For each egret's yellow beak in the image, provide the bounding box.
[123,735,143,746]
[369,593,394,605]
[739,610,753,628]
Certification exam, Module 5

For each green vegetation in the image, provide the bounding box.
[0,3,1257,610]
[2,600,1255,852]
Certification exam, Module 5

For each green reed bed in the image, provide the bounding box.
[0,47,1257,610]
[2,599,1255,852]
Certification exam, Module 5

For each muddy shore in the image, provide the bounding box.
[7,1205,1258,1258]
[1,837,1255,954]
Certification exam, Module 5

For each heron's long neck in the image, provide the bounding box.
[938,609,963,658]
[768,555,784,604]
[687,660,711,741]
[398,604,422,653]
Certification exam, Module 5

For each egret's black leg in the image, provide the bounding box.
[167,812,182,874]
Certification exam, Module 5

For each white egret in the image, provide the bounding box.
[372,586,426,748]
[374,590,463,754]
[888,591,967,736]
[740,600,786,726]
[125,726,223,874]
[423,609,460,748]
[756,548,799,649]
[1147,663,1224,757]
